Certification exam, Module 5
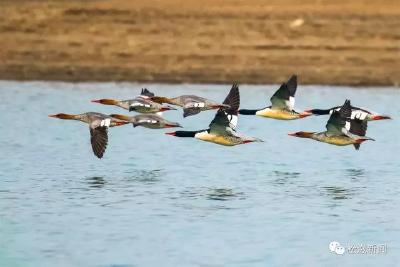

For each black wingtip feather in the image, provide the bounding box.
[353,143,361,150]
[140,88,155,97]
[349,118,368,136]
[223,83,240,113]
[339,99,352,119]
[286,75,297,97]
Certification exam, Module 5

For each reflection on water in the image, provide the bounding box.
[124,169,163,184]
[323,186,355,200]
[272,171,301,186]
[86,176,107,189]
[345,168,366,180]
[179,187,245,201]
[206,188,245,201]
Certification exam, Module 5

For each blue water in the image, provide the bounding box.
[0,81,399,267]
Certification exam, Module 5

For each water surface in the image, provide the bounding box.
[0,82,399,266]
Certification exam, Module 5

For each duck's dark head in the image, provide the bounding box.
[288,131,315,138]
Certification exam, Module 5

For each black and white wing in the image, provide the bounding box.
[325,99,352,135]
[270,75,297,110]
[209,83,240,133]
[348,118,369,150]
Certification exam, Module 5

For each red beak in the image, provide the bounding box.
[165,132,177,136]
[115,121,130,126]
[48,114,57,118]
[299,112,311,118]
[164,124,179,128]
[91,99,101,103]
[288,133,296,136]
[371,115,391,120]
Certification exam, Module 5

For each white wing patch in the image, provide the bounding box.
[344,121,351,131]
[193,102,205,108]
[138,119,158,124]
[284,96,295,110]
[100,118,111,127]
[227,114,238,129]
[289,96,295,109]
[351,110,368,120]
[130,102,151,108]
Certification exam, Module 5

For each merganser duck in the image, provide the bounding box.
[91,88,176,113]
[109,114,182,129]
[239,75,311,120]
[288,100,374,149]
[305,105,391,121]
[49,112,129,158]
[165,83,263,146]
[150,91,230,118]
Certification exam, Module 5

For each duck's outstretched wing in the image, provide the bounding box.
[325,99,352,135]
[209,83,240,133]
[183,107,202,117]
[270,75,297,110]
[89,121,109,158]
[140,88,155,97]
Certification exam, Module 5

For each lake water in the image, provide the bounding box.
[0,81,399,267]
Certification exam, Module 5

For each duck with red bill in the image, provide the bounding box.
[48,112,129,158]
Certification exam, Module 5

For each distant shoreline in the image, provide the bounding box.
[1,0,399,86]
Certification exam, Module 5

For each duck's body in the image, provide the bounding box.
[289,100,374,150]
[253,107,308,120]
[239,75,310,120]
[293,131,365,146]
[49,112,129,158]
[110,114,181,129]
[165,83,262,146]
[92,88,176,114]
[306,106,391,121]
[151,94,230,117]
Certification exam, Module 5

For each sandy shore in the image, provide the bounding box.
[0,0,399,85]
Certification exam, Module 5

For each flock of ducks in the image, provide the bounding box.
[49,75,391,158]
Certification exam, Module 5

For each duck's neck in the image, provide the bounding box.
[173,130,206,137]
[238,109,259,115]
[310,109,331,115]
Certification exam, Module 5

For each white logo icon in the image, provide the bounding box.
[329,241,345,255]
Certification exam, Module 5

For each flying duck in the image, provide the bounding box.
[91,88,176,113]
[48,112,129,158]
[109,114,182,129]
[165,83,263,146]
[150,90,230,118]
[239,75,311,120]
[305,105,391,121]
[288,100,374,149]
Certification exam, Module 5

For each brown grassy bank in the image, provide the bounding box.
[0,0,399,86]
